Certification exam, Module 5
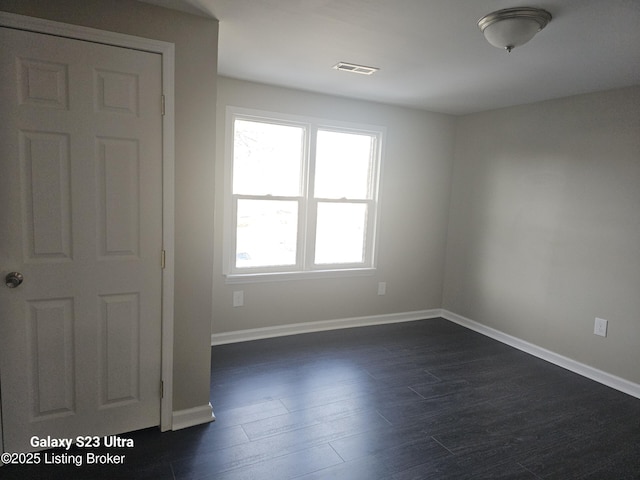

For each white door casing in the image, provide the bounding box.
[0,13,175,452]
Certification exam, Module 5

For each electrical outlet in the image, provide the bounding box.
[377,282,386,296]
[233,291,244,307]
[594,317,608,337]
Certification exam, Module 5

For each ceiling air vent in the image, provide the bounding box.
[332,62,379,75]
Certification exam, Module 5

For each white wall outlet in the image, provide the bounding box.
[377,282,386,296]
[233,290,244,307]
[594,317,608,337]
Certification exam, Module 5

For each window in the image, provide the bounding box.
[224,107,384,280]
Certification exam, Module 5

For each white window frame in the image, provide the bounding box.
[223,106,385,283]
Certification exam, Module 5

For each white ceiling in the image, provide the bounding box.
[141,0,640,114]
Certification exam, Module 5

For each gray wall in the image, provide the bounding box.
[213,77,456,333]
[444,86,640,384]
[4,0,638,409]
[1,0,218,412]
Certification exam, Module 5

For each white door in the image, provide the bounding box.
[0,27,163,452]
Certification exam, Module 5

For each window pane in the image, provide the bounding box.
[314,202,367,265]
[236,199,298,268]
[233,119,304,196]
[314,130,374,199]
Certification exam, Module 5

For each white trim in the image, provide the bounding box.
[211,309,442,345]
[223,105,386,279]
[0,11,171,53]
[441,310,640,400]
[225,267,376,284]
[172,403,215,431]
[210,307,640,400]
[158,35,176,435]
[0,12,176,436]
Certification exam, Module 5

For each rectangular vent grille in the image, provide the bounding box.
[332,62,379,75]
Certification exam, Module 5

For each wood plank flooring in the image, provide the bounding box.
[2,318,640,479]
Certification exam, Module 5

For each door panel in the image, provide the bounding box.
[97,136,140,258]
[0,27,163,452]
[99,293,140,406]
[27,297,75,418]
[21,130,73,260]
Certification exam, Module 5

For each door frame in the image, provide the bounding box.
[0,12,176,446]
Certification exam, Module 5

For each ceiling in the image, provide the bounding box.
[140,0,640,115]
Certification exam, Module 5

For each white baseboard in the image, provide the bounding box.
[441,309,640,400]
[210,309,640,400]
[172,402,215,431]
[211,309,443,345]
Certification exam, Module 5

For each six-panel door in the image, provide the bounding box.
[0,27,163,452]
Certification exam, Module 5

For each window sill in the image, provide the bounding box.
[224,268,376,284]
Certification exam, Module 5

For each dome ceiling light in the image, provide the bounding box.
[478,7,552,52]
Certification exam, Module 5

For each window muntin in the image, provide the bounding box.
[226,108,383,278]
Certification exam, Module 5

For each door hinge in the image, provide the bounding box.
[161,95,165,116]
[161,249,166,269]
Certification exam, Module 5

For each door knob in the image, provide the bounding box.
[5,272,24,288]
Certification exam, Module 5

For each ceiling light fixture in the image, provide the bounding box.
[333,62,379,75]
[478,7,551,52]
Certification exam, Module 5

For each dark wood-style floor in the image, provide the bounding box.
[3,318,640,479]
